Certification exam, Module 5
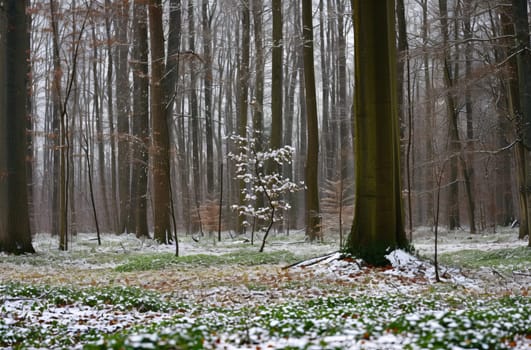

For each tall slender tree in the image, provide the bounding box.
[49,0,61,237]
[438,0,460,230]
[347,0,408,265]
[115,0,131,233]
[301,0,321,241]
[252,0,264,148]
[188,0,202,227]
[270,0,283,154]
[237,0,251,233]
[202,0,215,196]
[131,0,150,238]
[319,0,333,180]
[104,0,119,234]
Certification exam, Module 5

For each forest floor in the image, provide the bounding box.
[0,228,529,349]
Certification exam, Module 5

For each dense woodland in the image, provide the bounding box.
[1,0,531,255]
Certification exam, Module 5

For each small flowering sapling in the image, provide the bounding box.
[229,135,304,252]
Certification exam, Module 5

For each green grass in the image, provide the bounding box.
[438,246,530,271]
[115,250,298,272]
[3,286,528,350]
[0,282,177,312]
[0,282,184,349]
[0,249,130,267]
[83,294,530,350]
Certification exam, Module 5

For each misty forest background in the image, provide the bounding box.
[4,0,531,245]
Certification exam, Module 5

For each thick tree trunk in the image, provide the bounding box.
[335,0,350,182]
[347,0,408,265]
[0,2,8,250]
[25,0,35,233]
[512,0,531,246]
[1,0,35,254]
[149,0,172,243]
[131,0,150,238]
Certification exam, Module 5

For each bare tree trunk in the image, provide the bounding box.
[25,0,35,233]
[271,0,282,153]
[49,0,69,249]
[90,25,112,232]
[0,2,7,247]
[188,1,202,234]
[202,0,215,196]
[115,0,131,234]
[347,0,408,265]
[492,7,515,228]
[131,0,150,238]
[0,0,35,253]
[50,0,61,236]
[335,0,350,182]
[165,0,182,239]
[420,0,435,228]
[252,0,264,148]
[104,0,119,234]
[237,0,250,234]
[252,0,266,219]
[439,0,461,231]
[302,0,321,241]
[149,0,172,243]
[512,0,531,246]
[319,0,333,181]
[462,0,476,233]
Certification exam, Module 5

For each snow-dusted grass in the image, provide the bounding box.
[0,229,529,349]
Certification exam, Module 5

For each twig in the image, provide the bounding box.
[270,241,306,246]
[491,268,507,280]
[512,271,531,277]
[282,251,339,270]
[119,242,129,254]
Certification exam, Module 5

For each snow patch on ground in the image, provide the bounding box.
[384,249,478,288]
[0,230,529,349]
